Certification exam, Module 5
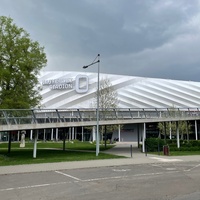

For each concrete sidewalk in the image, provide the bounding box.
[1,142,200,175]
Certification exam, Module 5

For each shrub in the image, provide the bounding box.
[168,140,200,151]
[145,138,165,152]
[145,138,200,152]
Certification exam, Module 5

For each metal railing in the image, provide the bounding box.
[0,108,200,126]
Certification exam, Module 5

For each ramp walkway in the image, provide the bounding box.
[1,108,200,131]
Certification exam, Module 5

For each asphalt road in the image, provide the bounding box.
[1,161,200,200]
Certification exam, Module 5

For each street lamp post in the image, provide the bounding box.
[83,54,100,156]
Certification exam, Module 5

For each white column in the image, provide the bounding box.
[118,125,121,142]
[17,131,20,142]
[43,129,46,142]
[169,122,172,139]
[72,127,75,140]
[33,130,38,158]
[82,126,84,142]
[92,126,96,142]
[30,130,33,140]
[56,128,58,141]
[176,121,180,148]
[51,128,54,141]
[142,123,146,153]
[195,120,198,140]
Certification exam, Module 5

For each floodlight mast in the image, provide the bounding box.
[83,54,100,156]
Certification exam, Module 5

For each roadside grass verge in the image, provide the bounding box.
[0,141,125,166]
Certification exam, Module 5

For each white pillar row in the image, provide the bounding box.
[118,125,121,142]
[195,120,198,140]
[33,130,38,158]
[176,121,180,148]
[30,130,33,140]
[56,128,58,141]
[51,128,54,141]
[142,123,146,153]
[43,129,46,142]
[92,126,96,142]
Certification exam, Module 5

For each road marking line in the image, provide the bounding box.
[149,157,182,162]
[166,168,177,171]
[83,172,165,182]
[112,169,131,172]
[184,163,200,172]
[55,171,81,180]
[0,182,68,192]
[0,170,185,192]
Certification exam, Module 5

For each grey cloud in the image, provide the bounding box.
[0,0,200,81]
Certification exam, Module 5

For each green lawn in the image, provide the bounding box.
[0,141,114,151]
[0,141,124,166]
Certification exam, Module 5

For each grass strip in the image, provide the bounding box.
[0,142,124,166]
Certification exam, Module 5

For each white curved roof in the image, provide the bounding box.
[39,71,200,109]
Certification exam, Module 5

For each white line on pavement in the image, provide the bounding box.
[0,170,182,192]
[0,182,68,192]
[55,171,81,180]
[112,169,131,172]
[149,157,182,162]
[184,163,200,172]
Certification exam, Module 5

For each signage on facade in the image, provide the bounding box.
[41,75,89,94]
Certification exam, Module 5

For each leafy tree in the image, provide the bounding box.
[158,107,191,140]
[158,107,192,141]
[97,77,118,116]
[93,78,120,144]
[0,16,47,109]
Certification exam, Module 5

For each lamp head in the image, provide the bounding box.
[83,65,88,69]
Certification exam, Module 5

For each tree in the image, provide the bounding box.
[158,121,192,141]
[0,16,47,109]
[157,107,192,141]
[93,78,120,145]
[97,77,118,114]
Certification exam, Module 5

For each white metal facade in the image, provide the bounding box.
[39,71,200,109]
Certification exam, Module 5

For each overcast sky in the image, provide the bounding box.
[1,0,200,81]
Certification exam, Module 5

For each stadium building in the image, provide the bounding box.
[39,71,200,109]
[34,71,200,142]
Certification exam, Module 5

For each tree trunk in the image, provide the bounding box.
[186,121,189,141]
[164,122,167,142]
[8,132,12,154]
[63,128,66,151]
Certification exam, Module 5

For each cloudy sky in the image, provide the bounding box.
[1,0,200,81]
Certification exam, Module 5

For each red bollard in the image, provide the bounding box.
[163,145,169,156]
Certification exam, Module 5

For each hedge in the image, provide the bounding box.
[145,138,200,152]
